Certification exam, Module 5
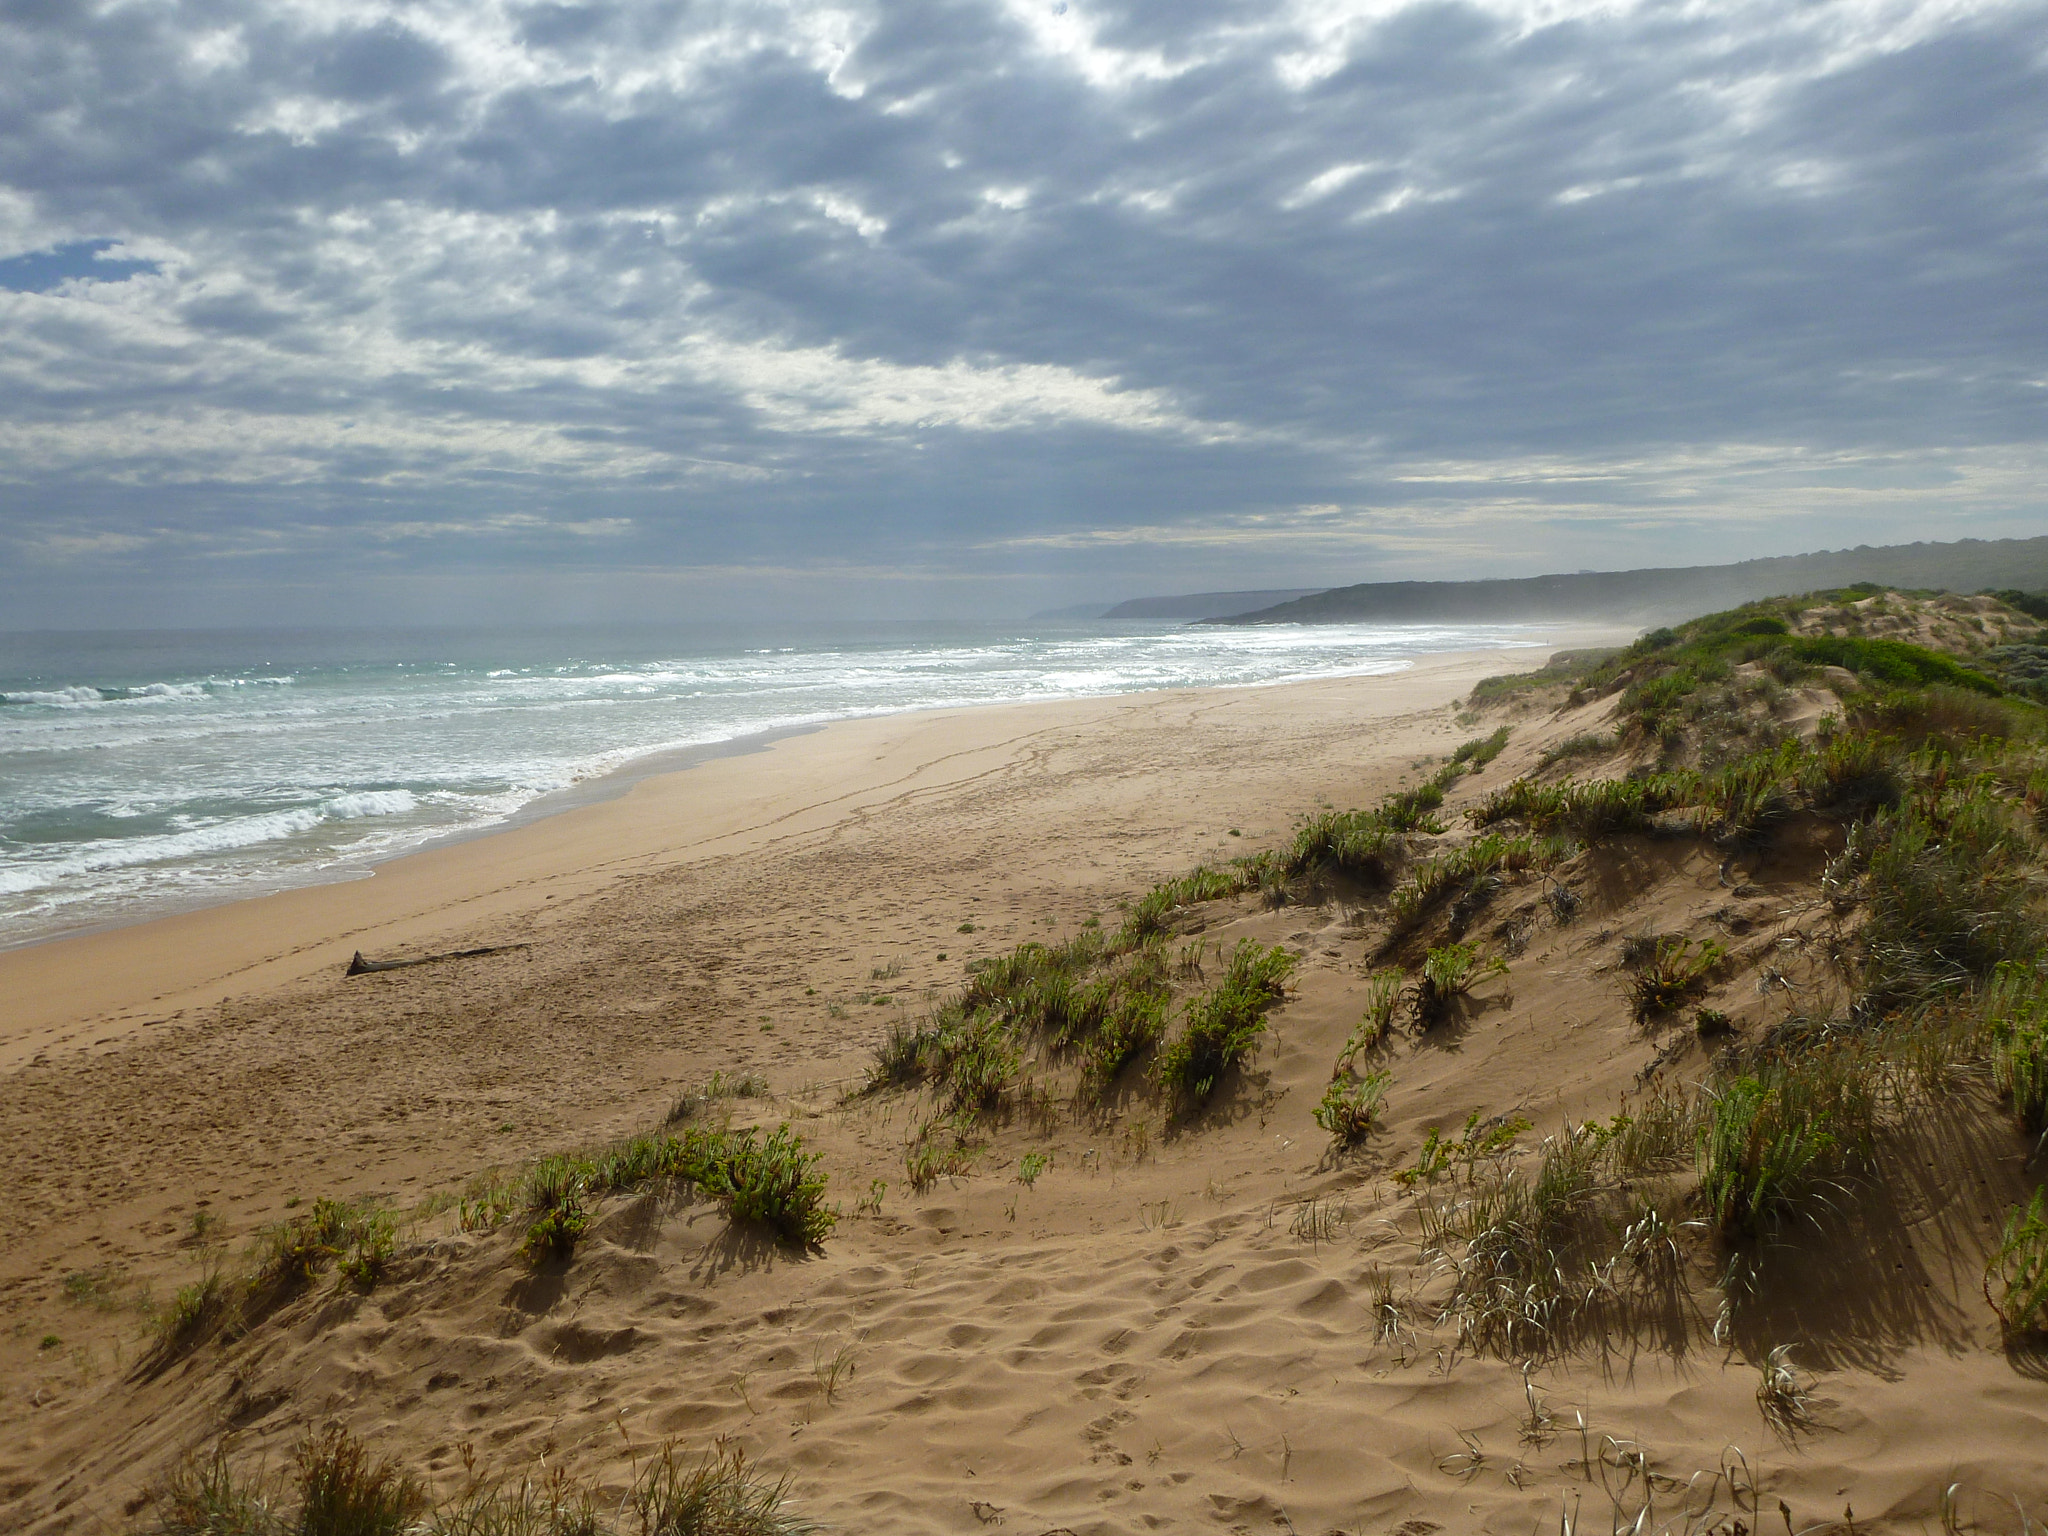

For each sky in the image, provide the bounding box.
[1,0,2045,627]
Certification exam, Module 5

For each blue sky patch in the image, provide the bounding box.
[0,239,157,293]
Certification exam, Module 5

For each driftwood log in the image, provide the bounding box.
[344,943,529,976]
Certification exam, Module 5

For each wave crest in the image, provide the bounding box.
[3,686,106,705]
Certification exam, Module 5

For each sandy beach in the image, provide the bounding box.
[6,632,2044,1534]
[0,647,1552,1071]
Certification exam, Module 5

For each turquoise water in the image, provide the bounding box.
[0,619,1545,946]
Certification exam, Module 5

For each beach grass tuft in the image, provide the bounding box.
[428,1471,603,1536]
[455,1122,841,1265]
[634,1444,815,1536]
[1755,1345,1817,1436]
[1336,968,1404,1070]
[294,1424,429,1536]
[666,1071,769,1125]
[149,1262,238,1368]
[1987,1189,2048,1338]
[1416,1112,1692,1355]
[1155,940,1293,1110]
[148,1429,807,1536]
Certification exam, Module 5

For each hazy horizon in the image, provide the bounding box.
[4,0,2045,627]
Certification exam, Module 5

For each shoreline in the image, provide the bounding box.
[0,644,1530,959]
[0,622,1569,957]
[0,721,830,958]
[0,639,1549,959]
[0,640,1612,1073]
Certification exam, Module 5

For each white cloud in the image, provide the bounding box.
[710,344,1205,436]
[1284,162,1376,207]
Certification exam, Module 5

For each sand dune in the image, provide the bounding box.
[5,629,2046,1534]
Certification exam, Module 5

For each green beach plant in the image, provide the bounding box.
[1387,833,1546,931]
[251,1196,398,1298]
[1412,943,1504,1029]
[1155,940,1293,1110]
[1314,1069,1390,1145]
[1693,741,1804,844]
[1449,726,1511,772]
[679,1123,836,1249]
[1696,1043,1878,1238]
[520,1156,590,1263]
[1336,968,1404,1070]
[1987,962,2048,1131]
[1627,937,1726,1022]
[1987,1189,2048,1338]
[1082,987,1168,1094]
[475,1122,842,1263]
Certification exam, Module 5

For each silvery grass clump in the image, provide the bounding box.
[1402,1091,1694,1358]
[149,1427,813,1536]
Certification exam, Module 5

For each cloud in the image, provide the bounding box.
[0,0,2044,621]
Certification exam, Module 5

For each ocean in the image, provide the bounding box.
[0,619,1546,948]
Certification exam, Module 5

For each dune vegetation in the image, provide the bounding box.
[43,585,2048,1534]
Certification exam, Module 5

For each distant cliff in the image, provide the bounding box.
[1204,537,2048,626]
[1100,589,1324,621]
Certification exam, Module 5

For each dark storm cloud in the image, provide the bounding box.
[0,0,2045,623]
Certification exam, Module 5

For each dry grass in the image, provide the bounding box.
[148,1425,427,1536]
[148,1429,809,1536]
[1755,1344,1818,1436]
[1413,1096,1695,1357]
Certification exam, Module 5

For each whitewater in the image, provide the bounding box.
[0,619,1547,948]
